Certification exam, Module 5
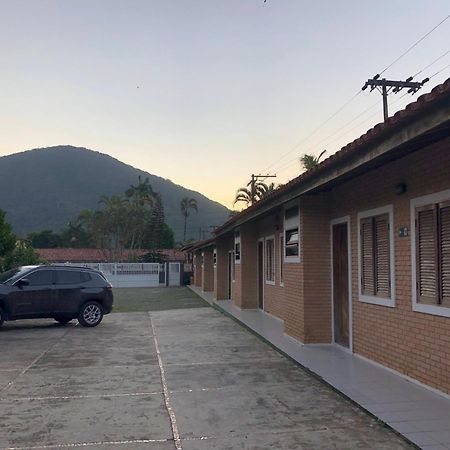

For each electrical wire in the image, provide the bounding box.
[412,50,449,78]
[379,14,450,76]
[259,90,363,174]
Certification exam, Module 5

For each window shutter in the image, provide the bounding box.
[361,217,375,295]
[416,206,438,305]
[375,214,390,297]
[439,203,450,307]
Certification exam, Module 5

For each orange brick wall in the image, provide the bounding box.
[202,247,214,292]
[193,251,202,287]
[215,236,233,300]
[301,195,332,343]
[329,137,450,394]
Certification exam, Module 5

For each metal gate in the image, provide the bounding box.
[168,262,181,286]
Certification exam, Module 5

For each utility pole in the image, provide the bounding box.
[247,174,277,205]
[362,74,429,121]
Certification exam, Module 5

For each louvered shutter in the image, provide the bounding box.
[416,206,438,305]
[361,217,375,295]
[375,214,390,297]
[439,203,450,307]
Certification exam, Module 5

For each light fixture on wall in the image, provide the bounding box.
[395,183,407,195]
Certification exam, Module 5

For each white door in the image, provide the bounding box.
[168,263,181,286]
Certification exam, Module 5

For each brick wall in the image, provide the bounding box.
[202,247,214,292]
[215,236,233,300]
[329,137,450,394]
[193,251,202,287]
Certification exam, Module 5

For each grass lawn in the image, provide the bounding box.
[112,286,210,312]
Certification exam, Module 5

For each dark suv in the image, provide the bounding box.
[0,265,113,328]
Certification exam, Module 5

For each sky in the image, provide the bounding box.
[0,1,449,209]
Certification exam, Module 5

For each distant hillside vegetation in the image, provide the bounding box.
[0,146,230,240]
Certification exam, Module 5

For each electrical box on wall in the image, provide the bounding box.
[399,227,409,237]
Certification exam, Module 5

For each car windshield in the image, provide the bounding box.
[0,267,33,285]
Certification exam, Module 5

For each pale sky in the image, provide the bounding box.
[1,1,449,209]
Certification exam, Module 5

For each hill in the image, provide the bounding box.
[0,146,230,241]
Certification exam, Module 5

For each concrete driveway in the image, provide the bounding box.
[0,307,413,449]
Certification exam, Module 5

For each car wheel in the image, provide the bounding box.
[54,316,72,325]
[78,301,103,327]
[0,307,4,328]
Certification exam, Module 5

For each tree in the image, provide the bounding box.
[180,197,198,242]
[234,181,278,207]
[300,150,327,171]
[27,229,62,248]
[60,221,94,248]
[3,241,41,270]
[0,210,17,262]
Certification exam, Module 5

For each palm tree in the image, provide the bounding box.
[234,181,278,207]
[300,150,327,171]
[180,197,198,242]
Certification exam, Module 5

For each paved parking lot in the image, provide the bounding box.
[0,307,413,449]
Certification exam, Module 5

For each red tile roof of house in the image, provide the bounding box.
[37,248,186,262]
[215,77,450,235]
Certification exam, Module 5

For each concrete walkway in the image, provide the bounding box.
[189,285,450,450]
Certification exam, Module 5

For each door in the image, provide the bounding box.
[9,269,56,318]
[54,269,84,315]
[168,263,181,286]
[258,240,264,309]
[332,223,350,347]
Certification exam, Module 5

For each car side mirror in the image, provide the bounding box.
[16,278,30,288]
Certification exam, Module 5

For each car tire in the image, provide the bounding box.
[78,301,103,327]
[0,307,4,328]
[54,316,72,325]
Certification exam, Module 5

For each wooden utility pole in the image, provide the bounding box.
[362,75,428,121]
[247,174,277,205]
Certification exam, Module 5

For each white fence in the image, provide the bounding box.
[64,262,182,288]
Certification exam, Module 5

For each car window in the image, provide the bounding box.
[24,270,53,286]
[56,270,82,285]
[80,272,91,282]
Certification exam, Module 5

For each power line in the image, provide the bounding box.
[429,63,450,79]
[412,50,449,78]
[257,15,449,184]
[379,14,450,76]
[259,90,362,174]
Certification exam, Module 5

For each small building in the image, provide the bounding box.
[188,78,450,396]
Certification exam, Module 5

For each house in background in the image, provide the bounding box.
[37,248,186,264]
[37,248,187,287]
[187,78,450,396]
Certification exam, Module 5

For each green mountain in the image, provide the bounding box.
[0,145,230,241]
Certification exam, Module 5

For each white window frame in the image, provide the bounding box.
[357,204,395,308]
[411,188,450,318]
[213,248,217,268]
[201,251,204,268]
[265,235,276,285]
[279,233,284,287]
[284,202,300,263]
[234,230,241,264]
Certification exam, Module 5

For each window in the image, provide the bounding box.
[23,270,53,286]
[265,237,275,284]
[56,270,82,285]
[284,205,300,262]
[234,230,241,263]
[213,248,217,267]
[279,234,284,286]
[358,205,395,307]
[412,193,450,316]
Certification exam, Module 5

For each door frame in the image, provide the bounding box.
[257,238,265,310]
[330,216,353,352]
